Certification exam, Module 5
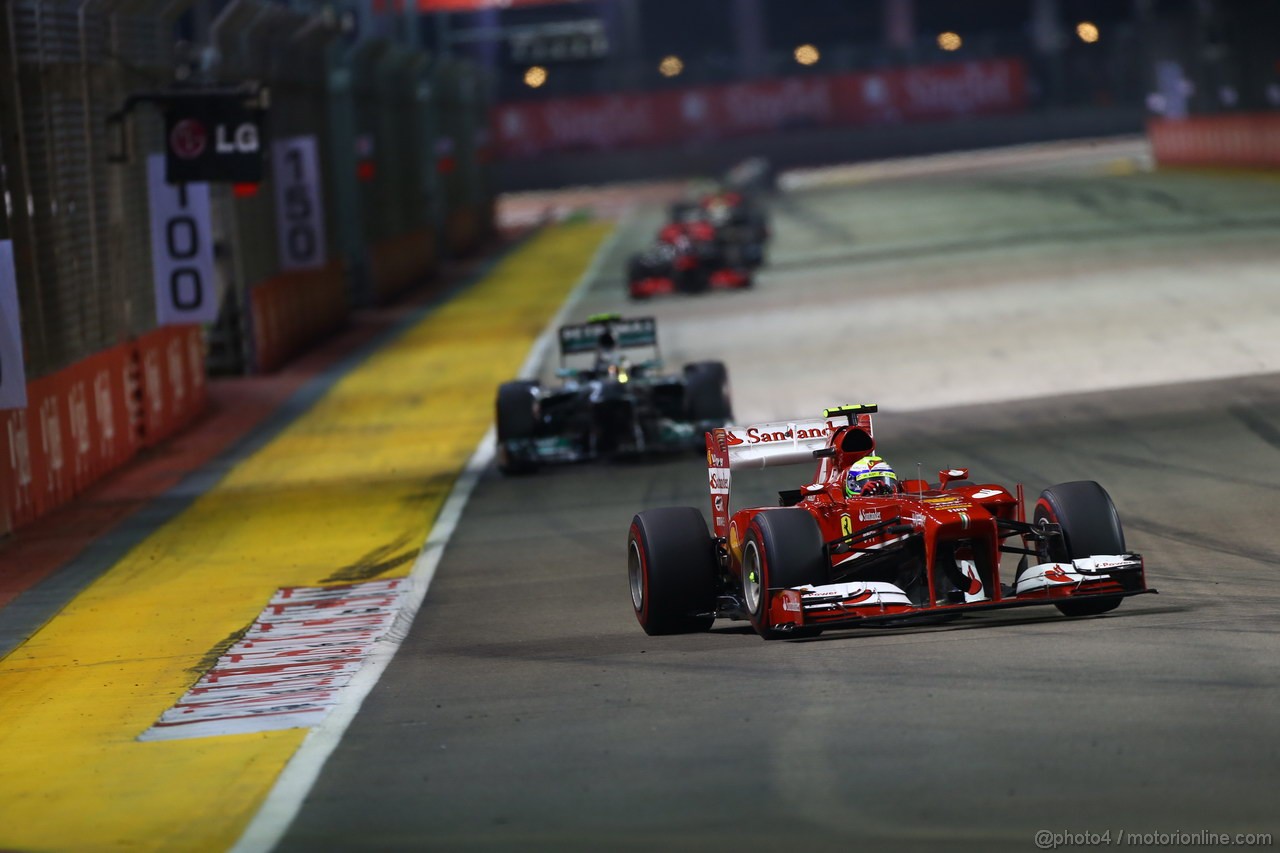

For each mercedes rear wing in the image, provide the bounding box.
[705,405,876,538]
[557,313,658,360]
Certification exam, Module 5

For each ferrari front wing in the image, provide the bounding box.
[764,553,1153,632]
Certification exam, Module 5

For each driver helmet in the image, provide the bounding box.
[845,455,898,498]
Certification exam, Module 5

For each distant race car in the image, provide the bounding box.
[625,190,767,300]
[626,235,751,299]
[495,314,733,474]
[675,190,769,269]
[627,404,1154,638]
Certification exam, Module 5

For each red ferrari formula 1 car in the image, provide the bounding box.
[627,404,1154,638]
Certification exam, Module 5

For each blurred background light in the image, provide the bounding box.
[524,65,548,88]
[1076,21,1100,44]
[658,55,683,78]
[793,43,820,66]
[937,31,962,52]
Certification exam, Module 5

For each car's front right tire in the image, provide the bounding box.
[742,509,829,640]
[496,380,540,475]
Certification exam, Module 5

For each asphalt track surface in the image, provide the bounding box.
[280,143,1280,851]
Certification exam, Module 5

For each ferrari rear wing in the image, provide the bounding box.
[705,404,876,538]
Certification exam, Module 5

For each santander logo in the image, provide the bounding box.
[1044,567,1075,583]
[725,420,840,446]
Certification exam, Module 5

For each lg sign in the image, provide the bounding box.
[164,96,264,183]
[170,118,260,160]
[219,122,260,154]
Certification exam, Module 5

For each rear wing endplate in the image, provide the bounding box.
[705,405,876,539]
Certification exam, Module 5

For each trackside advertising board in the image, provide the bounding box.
[493,58,1028,160]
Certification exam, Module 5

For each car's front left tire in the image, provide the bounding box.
[1035,480,1126,617]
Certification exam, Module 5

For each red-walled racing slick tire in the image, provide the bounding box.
[1034,480,1127,617]
[628,507,717,635]
[742,509,830,639]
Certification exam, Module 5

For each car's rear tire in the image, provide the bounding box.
[628,507,717,635]
[684,361,733,423]
[1035,480,1126,617]
[496,380,539,475]
[742,509,829,640]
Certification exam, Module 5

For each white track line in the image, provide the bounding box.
[231,220,626,853]
[779,136,1151,189]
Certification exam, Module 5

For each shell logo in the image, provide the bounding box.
[728,521,742,560]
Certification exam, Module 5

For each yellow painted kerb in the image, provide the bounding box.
[0,220,613,852]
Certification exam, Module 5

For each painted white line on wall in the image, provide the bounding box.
[231,220,626,853]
